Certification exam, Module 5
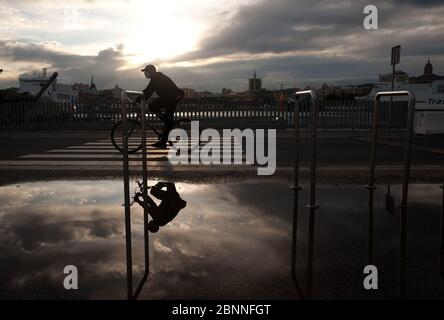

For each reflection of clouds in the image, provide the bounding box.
[0,185,44,215]
[0,180,442,299]
[0,180,132,298]
[153,239,172,254]
[0,209,123,252]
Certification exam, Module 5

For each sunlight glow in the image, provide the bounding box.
[123,0,204,65]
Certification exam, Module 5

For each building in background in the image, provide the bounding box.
[379,70,409,83]
[248,71,262,92]
[182,88,195,98]
[409,60,444,84]
[360,59,444,102]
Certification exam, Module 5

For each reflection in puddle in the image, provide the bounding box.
[0,180,442,299]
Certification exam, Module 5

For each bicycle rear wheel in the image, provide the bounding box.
[111,119,143,154]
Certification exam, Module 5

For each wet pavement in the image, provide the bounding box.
[0,179,443,299]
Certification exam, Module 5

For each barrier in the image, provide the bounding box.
[290,90,319,299]
[0,98,409,130]
[366,90,415,297]
[121,90,150,300]
[441,184,444,278]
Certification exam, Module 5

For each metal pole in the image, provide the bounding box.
[293,90,319,299]
[389,63,395,130]
[366,95,379,265]
[306,92,319,299]
[369,90,415,298]
[440,184,444,278]
[121,91,133,300]
[291,96,301,285]
[140,97,150,275]
[398,93,415,297]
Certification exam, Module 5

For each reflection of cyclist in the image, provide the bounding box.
[134,182,187,233]
[135,64,185,149]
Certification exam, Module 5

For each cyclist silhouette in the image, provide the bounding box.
[134,182,187,233]
[135,64,185,149]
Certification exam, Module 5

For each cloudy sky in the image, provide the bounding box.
[0,0,443,91]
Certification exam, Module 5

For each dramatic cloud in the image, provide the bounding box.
[0,0,443,91]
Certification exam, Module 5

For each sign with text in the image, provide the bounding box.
[391,45,401,66]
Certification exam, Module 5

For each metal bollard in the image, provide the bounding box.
[440,184,444,278]
[367,90,415,297]
[291,90,319,299]
[141,97,150,274]
[121,90,133,300]
[120,90,151,300]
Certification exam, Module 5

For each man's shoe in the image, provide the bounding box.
[151,141,168,149]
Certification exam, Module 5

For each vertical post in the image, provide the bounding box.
[389,45,401,130]
[389,63,395,130]
[140,96,150,275]
[366,95,379,265]
[121,91,133,300]
[399,93,415,297]
[291,95,301,284]
[306,92,319,299]
[368,90,414,298]
[440,184,444,278]
[291,90,318,299]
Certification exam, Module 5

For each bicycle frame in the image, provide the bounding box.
[125,97,189,140]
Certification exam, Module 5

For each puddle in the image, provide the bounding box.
[0,180,442,299]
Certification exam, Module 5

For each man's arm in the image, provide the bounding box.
[150,182,168,200]
[142,78,156,100]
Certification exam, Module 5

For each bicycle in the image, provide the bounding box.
[111,98,191,154]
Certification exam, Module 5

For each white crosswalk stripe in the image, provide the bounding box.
[2,137,249,167]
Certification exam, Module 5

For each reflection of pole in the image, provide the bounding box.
[440,184,444,278]
[367,189,374,265]
[121,92,133,300]
[141,97,150,275]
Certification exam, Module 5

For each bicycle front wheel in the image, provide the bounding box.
[111,119,143,154]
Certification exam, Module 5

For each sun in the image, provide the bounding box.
[124,1,202,66]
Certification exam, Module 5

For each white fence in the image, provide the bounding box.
[0,98,408,130]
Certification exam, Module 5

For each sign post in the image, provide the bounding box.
[389,45,401,130]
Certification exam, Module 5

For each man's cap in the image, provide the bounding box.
[141,64,156,72]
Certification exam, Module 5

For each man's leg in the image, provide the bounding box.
[160,111,174,145]
[160,99,180,145]
[143,194,162,221]
[148,99,168,147]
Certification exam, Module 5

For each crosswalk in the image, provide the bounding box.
[0,137,249,168]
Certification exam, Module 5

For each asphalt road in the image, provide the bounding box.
[0,130,442,185]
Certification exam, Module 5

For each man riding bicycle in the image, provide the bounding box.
[135,64,185,149]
